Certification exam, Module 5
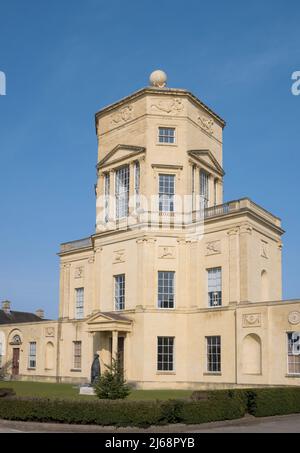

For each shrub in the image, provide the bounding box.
[0,388,15,398]
[0,360,12,381]
[0,394,247,427]
[93,358,131,400]
[246,387,300,417]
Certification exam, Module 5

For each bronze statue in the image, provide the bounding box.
[91,353,101,384]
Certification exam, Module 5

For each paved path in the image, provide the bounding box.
[0,414,300,433]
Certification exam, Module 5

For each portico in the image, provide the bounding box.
[87,312,132,374]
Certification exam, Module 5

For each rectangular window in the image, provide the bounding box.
[206,336,221,373]
[115,274,125,310]
[287,332,300,375]
[104,173,110,223]
[159,174,175,213]
[208,267,222,307]
[157,337,174,371]
[73,341,82,370]
[158,127,176,144]
[200,170,209,209]
[0,342,2,368]
[28,342,37,369]
[116,166,130,219]
[158,271,175,309]
[75,288,84,319]
[134,161,140,210]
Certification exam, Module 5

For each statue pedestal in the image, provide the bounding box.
[79,385,96,396]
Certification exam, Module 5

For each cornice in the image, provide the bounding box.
[95,87,226,129]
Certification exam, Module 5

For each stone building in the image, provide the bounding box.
[1,70,300,388]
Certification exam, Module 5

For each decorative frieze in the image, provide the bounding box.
[206,240,221,256]
[198,115,214,135]
[74,266,84,279]
[111,105,134,125]
[288,311,300,325]
[45,327,55,338]
[243,313,261,328]
[113,250,125,264]
[261,240,269,259]
[158,246,176,259]
[151,98,184,115]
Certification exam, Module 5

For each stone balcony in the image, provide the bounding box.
[60,198,282,254]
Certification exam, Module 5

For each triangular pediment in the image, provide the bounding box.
[97,145,146,170]
[87,311,132,332]
[188,149,225,176]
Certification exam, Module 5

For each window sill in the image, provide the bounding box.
[156,372,176,375]
[70,369,82,372]
[27,368,36,371]
[286,374,300,378]
[203,372,222,376]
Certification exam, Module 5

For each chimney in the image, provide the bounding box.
[2,300,11,314]
[35,309,44,319]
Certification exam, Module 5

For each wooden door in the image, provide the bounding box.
[12,348,20,376]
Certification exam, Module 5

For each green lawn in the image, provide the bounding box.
[0,381,192,401]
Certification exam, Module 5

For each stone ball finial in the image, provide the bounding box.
[149,70,167,88]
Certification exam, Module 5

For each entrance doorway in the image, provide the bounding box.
[12,348,20,376]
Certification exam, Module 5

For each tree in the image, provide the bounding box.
[0,360,12,381]
[93,357,131,400]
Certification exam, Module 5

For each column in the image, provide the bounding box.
[228,228,240,304]
[63,264,71,319]
[239,223,253,303]
[94,247,102,313]
[136,238,146,308]
[87,255,95,316]
[145,238,157,309]
[58,265,65,319]
[177,238,188,309]
[112,330,118,361]
[95,171,104,232]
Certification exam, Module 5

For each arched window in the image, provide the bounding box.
[242,334,262,375]
[261,270,269,302]
[45,342,55,370]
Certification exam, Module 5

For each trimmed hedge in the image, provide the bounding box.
[0,394,246,427]
[244,388,300,418]
[1,388,300,426]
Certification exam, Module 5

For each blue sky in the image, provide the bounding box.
[0,0,299,318]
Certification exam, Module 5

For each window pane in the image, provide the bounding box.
[75,288,84,319]
[208,268,222,307]
[200,170,209,209]
[159,174,175,213]
[115,274,125,310]
[28,342,37,368]
[157,337,174,371]
[206,336,221,373]
[158,271,175,308]
[116,166,130,219]
[287,332,300,375]
[158,128,175,144]
[73,341,82,369]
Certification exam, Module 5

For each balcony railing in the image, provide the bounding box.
[204,198,281,227]
[60,198,282,252]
